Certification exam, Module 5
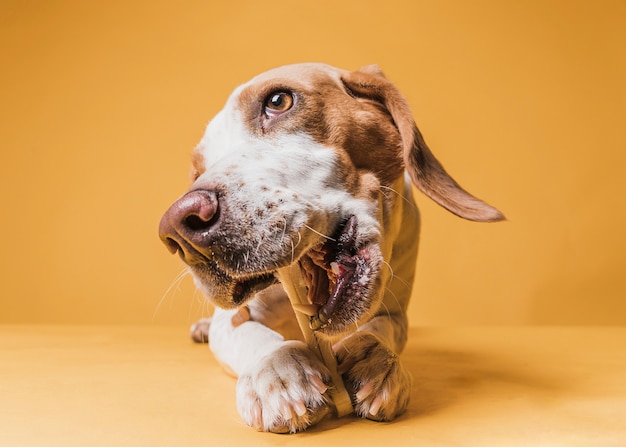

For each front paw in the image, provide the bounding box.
[236,341,332,433]
[335,333,412,421]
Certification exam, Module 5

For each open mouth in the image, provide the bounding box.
[190,257,278,308]
[188,215,377,324]
[231,273,278,304]
[298,215,374,332]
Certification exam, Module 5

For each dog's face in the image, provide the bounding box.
[159,63,503,336]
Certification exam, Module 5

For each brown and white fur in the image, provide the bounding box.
[159,63,504,433]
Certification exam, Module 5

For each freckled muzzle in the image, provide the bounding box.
[158,189,278,306]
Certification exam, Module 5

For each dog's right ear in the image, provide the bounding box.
[342,67,505,223]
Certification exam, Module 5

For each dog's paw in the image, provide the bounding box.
[335,333,412,421]
[190,318,212,343]
[236,340,332,433]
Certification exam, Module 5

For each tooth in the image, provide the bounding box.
[330,262,339,275]
[292,303,319,316]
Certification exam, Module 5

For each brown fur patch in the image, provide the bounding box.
[234,66,404,187]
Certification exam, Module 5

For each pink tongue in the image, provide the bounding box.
[323,265,354,317]
[311,257,356,330]
[309,215,359,331]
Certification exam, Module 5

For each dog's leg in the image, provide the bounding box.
[208,306,332,433]
[190,307,251,344]
[333,313,412,421]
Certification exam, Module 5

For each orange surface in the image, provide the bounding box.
[1,2,625,326]
[2,325,626,446]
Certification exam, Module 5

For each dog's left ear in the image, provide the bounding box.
[341,66,504,223]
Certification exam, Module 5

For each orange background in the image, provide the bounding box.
[1,0,624,326]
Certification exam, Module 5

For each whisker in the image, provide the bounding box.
[379,184,420,217]
[280,218,288,244]
[392,274,412,290]
[290,231,303,264]
[188,285,213,324]
[383,287,404,317]
[377,300,393,319]
[303,224,336,242]
[382,259,413,290]
[381,260,394,280]
[153,268,190,321]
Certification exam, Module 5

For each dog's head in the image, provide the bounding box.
[159,63,503,336]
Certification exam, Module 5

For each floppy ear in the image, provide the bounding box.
[342,66,505,222]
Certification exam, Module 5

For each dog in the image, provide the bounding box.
[159,63,504,433]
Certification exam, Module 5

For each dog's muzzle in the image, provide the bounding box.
[159,189,382,335]
[159,189,278,306]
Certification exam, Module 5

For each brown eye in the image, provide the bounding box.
[264,91,294,116]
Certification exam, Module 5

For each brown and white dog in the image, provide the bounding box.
[159,63,504,433]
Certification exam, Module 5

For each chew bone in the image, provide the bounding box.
[277,264,354,418]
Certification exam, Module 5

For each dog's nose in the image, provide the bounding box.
[159,190,220,259]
